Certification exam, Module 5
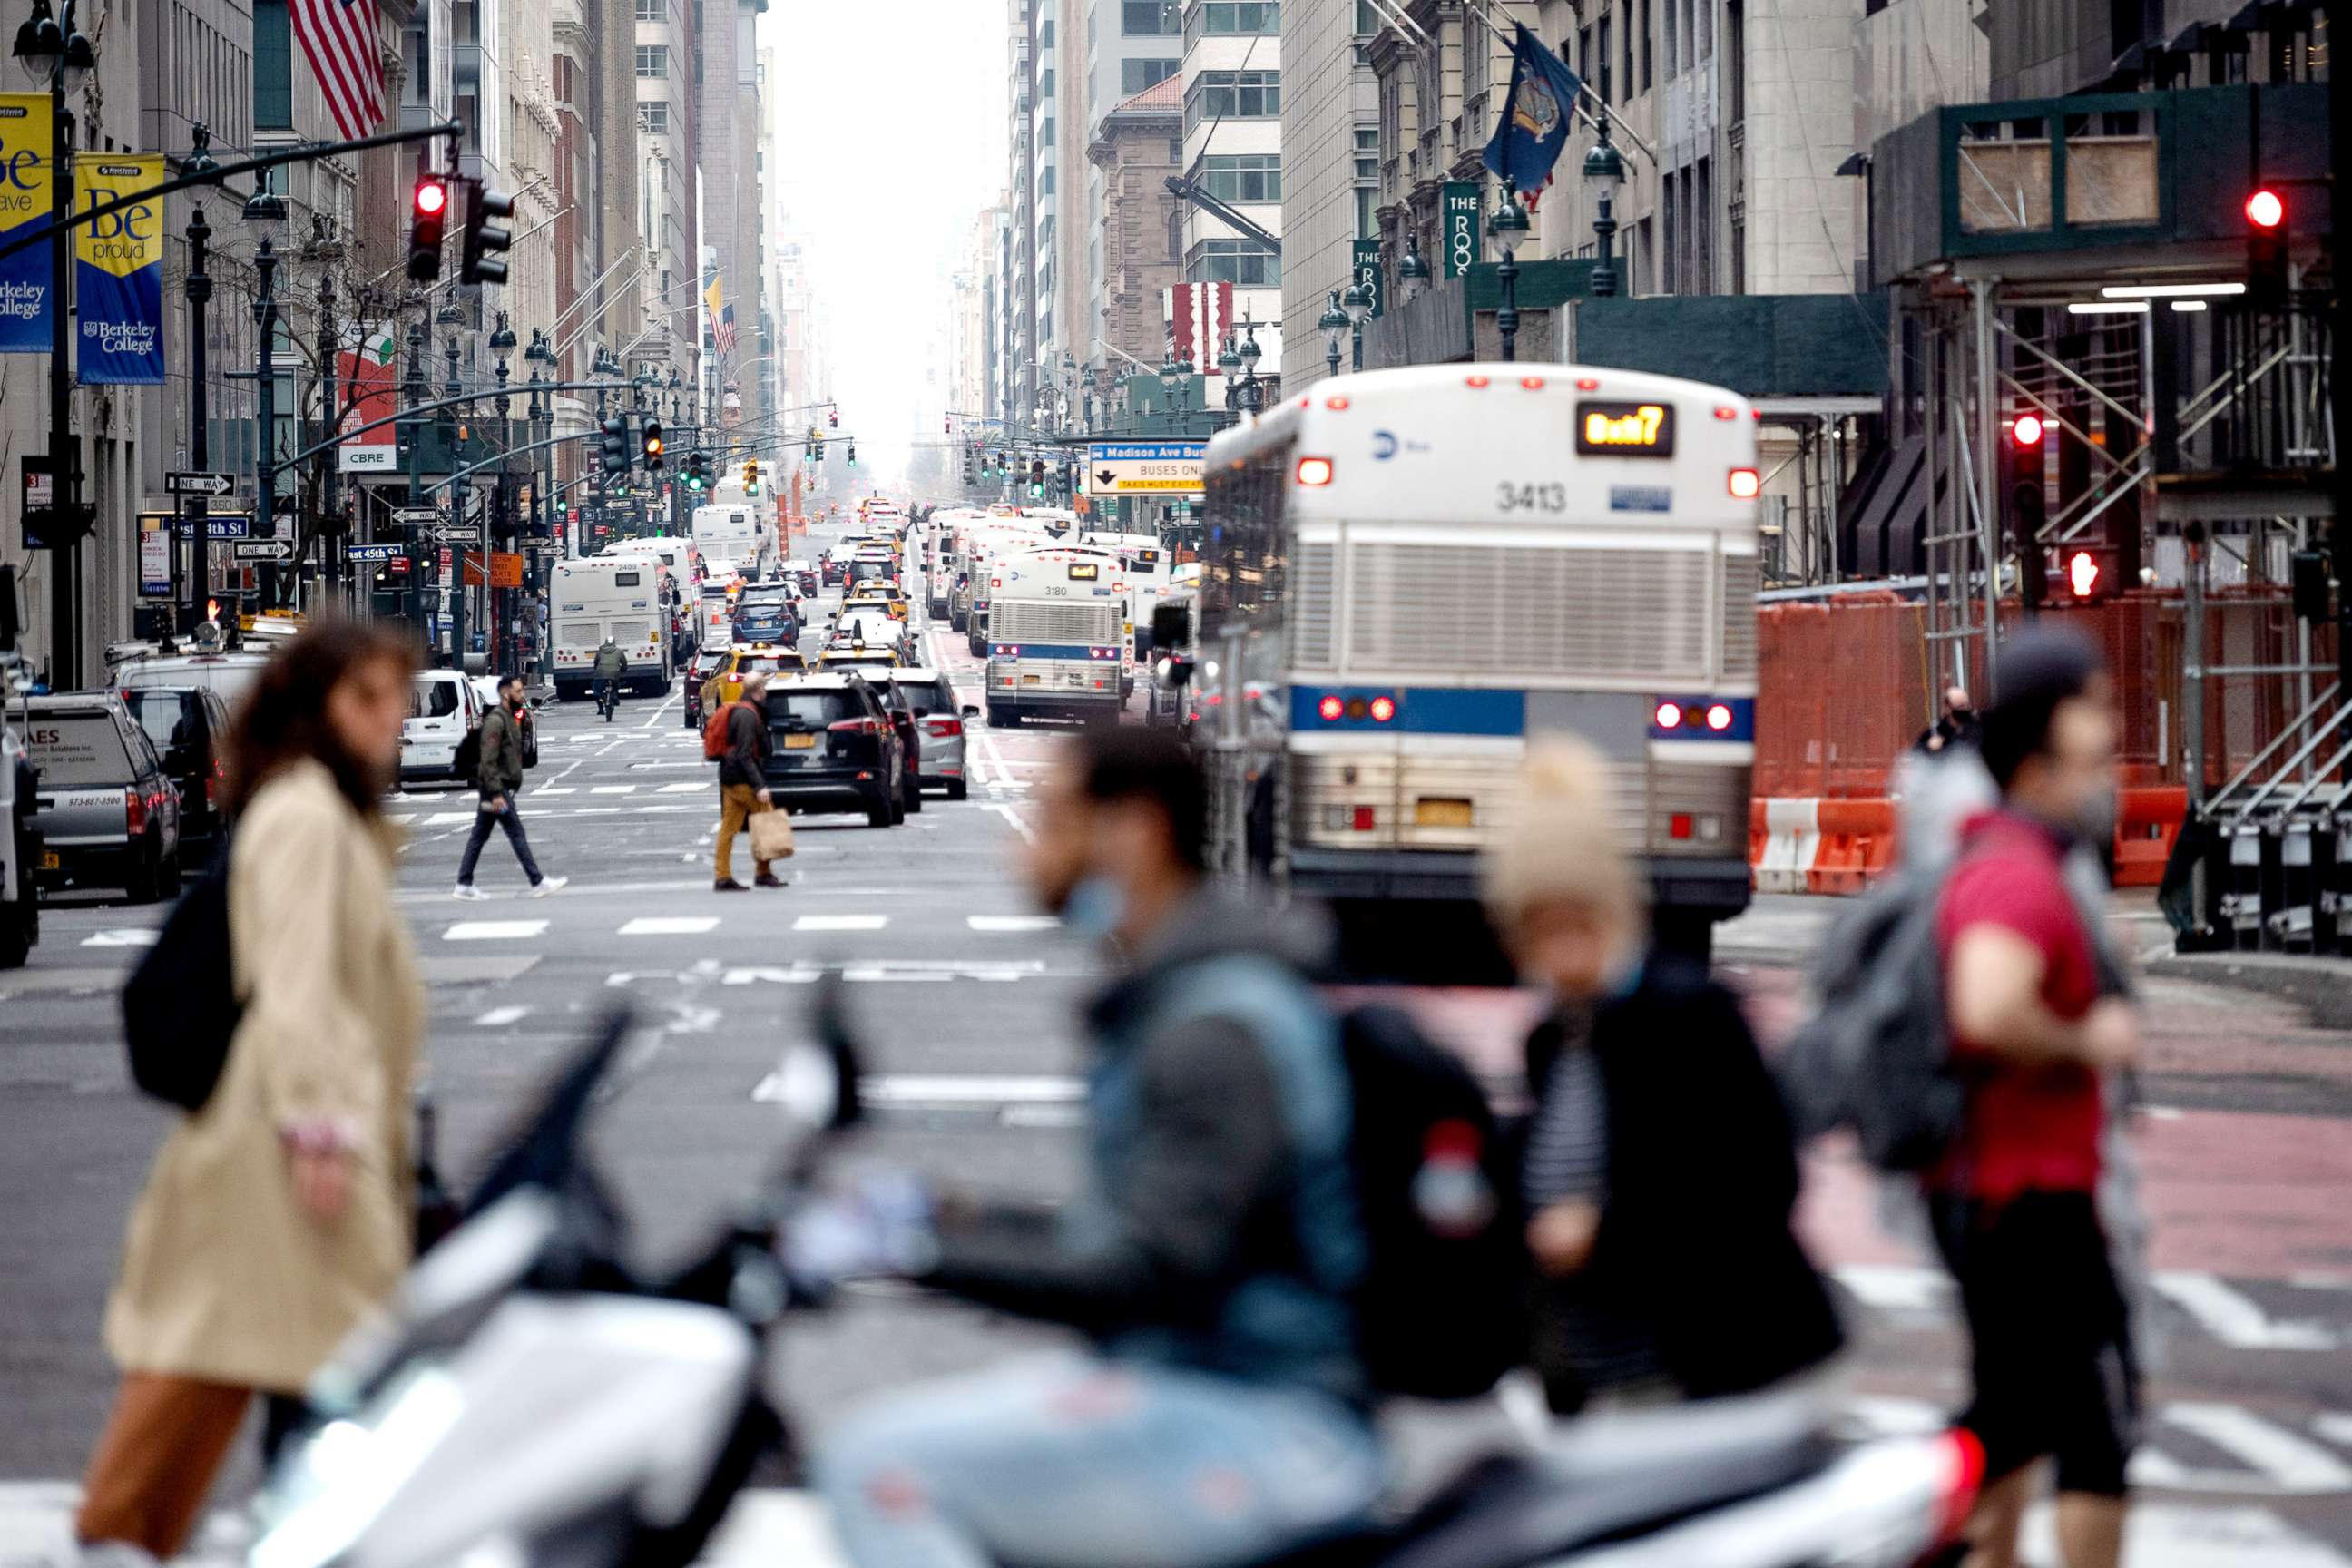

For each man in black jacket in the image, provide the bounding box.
[713,671,779,891]
[455,675,564,899]
[807,727,1382,1568]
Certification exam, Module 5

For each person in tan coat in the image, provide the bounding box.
[75,619,426,1561]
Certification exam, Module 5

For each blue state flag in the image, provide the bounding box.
[1481,24,1585,210]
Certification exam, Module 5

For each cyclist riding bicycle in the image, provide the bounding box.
[592,638,627,720]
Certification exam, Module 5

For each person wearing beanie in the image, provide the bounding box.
[1485,738,1843,1416]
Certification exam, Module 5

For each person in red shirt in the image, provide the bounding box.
[1932,626,2140,1568]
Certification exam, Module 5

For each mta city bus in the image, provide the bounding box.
[985,545,1130,727]
[1192,362,1760,954]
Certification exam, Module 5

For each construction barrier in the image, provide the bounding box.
[1748,787,2187,895]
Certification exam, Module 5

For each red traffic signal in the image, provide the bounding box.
[2247,187,2290,309]
[2012,413,2045,447]
[2246,188,2286,230]
[407,178,450,282]
[828,407,839,428]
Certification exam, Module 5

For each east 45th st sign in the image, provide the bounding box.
[1086,442,1205,496]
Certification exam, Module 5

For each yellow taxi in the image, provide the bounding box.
[701,644,809,710]
[841,592,910,625]
[817,642,906,673]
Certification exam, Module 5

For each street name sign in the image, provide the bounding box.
[233,540,296,562]
[347,543,405,563]
[166,470,236,497]
[168,513,253,538]
[1086,442,1207,496]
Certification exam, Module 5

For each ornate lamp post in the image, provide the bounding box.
[1399,235,1432,308]
[1237,320,1264,414]
[1487,176,1533,361]
[1583,119,1626,299]
[487,310,516,671]
[177,125,220,632]
[1342,279,1373,373]
[1319,289,1348,381]
[243,177,289,607]
[1218,332,1242,414]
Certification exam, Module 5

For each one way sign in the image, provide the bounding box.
[166,470,236,497]
[232,540,296,562]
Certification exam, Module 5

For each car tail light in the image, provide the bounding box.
[1353,806,1377,831]
[828,718,881,736]
[123,788,148,837]
[1932,1429,1986,1544]
[1670,812,1694,840]
[926,718,964,738]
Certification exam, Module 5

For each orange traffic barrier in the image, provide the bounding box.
[2113,785,2186,889]
[1746,788,2188,895]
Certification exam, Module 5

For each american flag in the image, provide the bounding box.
[714,302,738,358]
[289,0,386,143]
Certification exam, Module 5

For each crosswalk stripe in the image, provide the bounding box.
[966,915,1059,932]
[2162,1404,2352,1494]
[426,810,476,825]
[619,916,722,936]
[661,781,710,793]
[793,914,889,931]
[442,920,549,941]
[2154,1272,2339,1351]
[475,1005,530,1026]
[80,928,159,947]
[593,785,638,794]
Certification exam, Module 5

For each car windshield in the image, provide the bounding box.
[120,691,200,761]
[410,679,463,719]
[769,689,856,727]
[25,711,133,785]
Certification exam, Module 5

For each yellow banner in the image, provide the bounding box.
[74,153,164,279]
[0,93,55,354]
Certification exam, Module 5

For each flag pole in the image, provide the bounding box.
[1465,1,1659,164]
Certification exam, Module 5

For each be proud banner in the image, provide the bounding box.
[74,152,166,384]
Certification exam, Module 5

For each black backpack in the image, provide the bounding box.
[121,842,242,1112]
[1338,1003,1527,1400]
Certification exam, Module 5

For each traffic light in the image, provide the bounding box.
[599,415,630,472]
[828,407,839,428]
[407,177,450,282]
[2007,413,2048,608]
[2247,186,2289,311]
[943,416,951,435]
[641,418,664,470]
[683,451,707,491]
[743,461,760,495]
[2056,544,2121,603]
[1028,458,1046,499]
[459,179,516,285]
[847,440,857,466]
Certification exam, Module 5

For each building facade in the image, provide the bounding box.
[1085,74,1183,404]
[1279,0,1377,388]
[1178,0,1285,381]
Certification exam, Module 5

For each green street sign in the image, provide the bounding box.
[1351,239,1386,319]
[1442,182,1483,279]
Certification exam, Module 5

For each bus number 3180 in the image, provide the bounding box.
[1495,482,1569,514]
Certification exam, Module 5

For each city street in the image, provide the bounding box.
[5,571,2352,1565]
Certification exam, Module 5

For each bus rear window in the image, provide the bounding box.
[614,570,642,587]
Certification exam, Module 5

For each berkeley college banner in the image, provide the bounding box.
[0,94,54,354]
[74,152,166,384]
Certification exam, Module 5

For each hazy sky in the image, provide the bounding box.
[759,2,1009,487]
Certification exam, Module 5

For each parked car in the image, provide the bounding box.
[760,674,906,828]
[403,670,487,786]
[118,685,233,853]
[22,692,184,903]
[881,667,974,800]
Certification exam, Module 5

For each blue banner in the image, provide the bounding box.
[74,153,165,384]
[0,94,54,354]
[1481,24,1585,207]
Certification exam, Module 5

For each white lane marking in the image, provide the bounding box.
[619,916,722,936]
[2153,1272,2339,1351]
[640,691,679,729]
[988,802,1036,844]
[80,928,160,947]
[1831,1264,1950,1313]
[426,810,477,825]
[592,784,638,795]
[967,915,1060,932]
[792,914,889,931]
[534,787,577,795]
[2161,1403,2352,1494]
[660,781,710,793]
[2314,1413,2352,1449]
[442,920,549,941]
[2022,1500,2352,1568]
[751,1071,1085,1106]
[474,1004,530,1027]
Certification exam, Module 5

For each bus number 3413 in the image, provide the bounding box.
[1495,482,1568,514]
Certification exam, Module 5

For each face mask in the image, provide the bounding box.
[1063,876,1127,941]
[2071,788,2118,849]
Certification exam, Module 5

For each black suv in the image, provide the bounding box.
[120,686,233,852]
[761,674,907,828]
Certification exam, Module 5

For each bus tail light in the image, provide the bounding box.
[1354,806,1377,831]
[1574,377,1601,390]
[1519,377,1546,390]
[1367,695,1396,723]
[1705,703,1734,731]
[1729,467,1762,499]
[1318,694,1344,721]
[1713,405,1740,421]
[1653,701,1683,730]
[1324,395,1351,410]
[1465,375,1491,389]
[1296,456,1336,487]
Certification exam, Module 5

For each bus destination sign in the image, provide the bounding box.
[1573,401,1677,457]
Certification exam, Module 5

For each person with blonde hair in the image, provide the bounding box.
[1485,737,1842,1415]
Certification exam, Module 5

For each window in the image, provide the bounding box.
[1122,56,1177,93]
[1185,2,1279,47]
[1355,0,1377,32]
[1356,126,1378,151]
[1185,69,1279,132]
[642,99,668,133]
[1122,1,1173,34]
[1355,185,1377,240]
[1596,16,1610,102]
[1639,0,1652,92]
[1039,164,1055,195]
[1578,26,1591,93]
[1201,152,1280,201]
[633,0,660,18]
[634,44,666,76]
[1191,238,1279,286]
[1168,137,1183,162]
[1041,18,1053,45]
[253,0,291,129]
[1039,68,1054,97]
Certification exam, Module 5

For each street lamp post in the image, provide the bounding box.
[1584,119,1626,299]
[1399,235,1432,309]
[1487,176,1532,361]
[1218,332,1241,414]
[442,301,468,668]
[1342,279,1372,373]
[1319,289,1347,382]
[1238,320,1264,414]
[178,126,219,632]
[16,0,95,681]
[489,310,515,673]
[311,265,338,607]
[244,178,289,611]
[524,327,553,674]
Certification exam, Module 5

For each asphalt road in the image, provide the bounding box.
[4,538,2351,1566]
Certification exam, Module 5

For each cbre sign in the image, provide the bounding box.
[1442,182,1482,279]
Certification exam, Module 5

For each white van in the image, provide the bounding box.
[403,670,487,785]
[550,557,676,701]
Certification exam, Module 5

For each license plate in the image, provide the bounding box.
[40,850,60,870]
[1415,798,1475,828]
[783,733,817,750]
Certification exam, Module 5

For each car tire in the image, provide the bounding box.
[904,780,924,815]
[155,851,182,899]
[126,843,166,905]
[866,793,893,828]
[947,778,969,801]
